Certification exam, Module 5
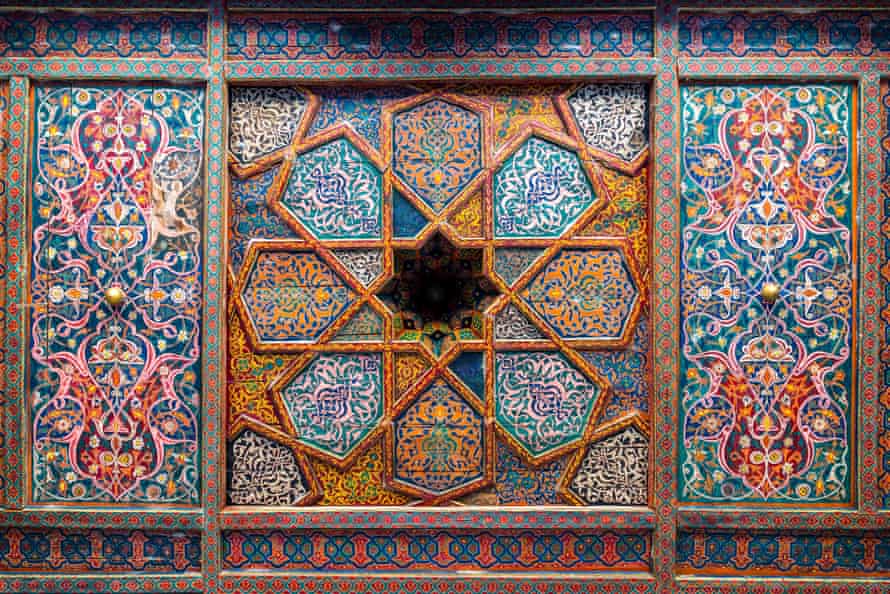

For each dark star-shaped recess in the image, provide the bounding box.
[378,232,500,357]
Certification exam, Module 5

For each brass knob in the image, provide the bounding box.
[760,282,780,304]
[104,286,126,307]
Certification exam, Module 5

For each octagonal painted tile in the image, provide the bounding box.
[392,98,483,212]
[280,353,384,465]
[494,136,598,239]
[392,380,486,498]
[495,351,603,461]
[280,138,382,240]
[520,246,640,344]
[240,248,356,344]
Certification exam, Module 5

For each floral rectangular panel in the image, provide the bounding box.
[0,12,207,59]
[226,12,653,60]
[680,85,854,503]
[29,85,204,504]
[226,82,651,507]
[680,12,890,57]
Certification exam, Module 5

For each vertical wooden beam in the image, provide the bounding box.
[203,0,226,589]
[4,76,29,511]
[859,71,883,513]
[651,1,679,591]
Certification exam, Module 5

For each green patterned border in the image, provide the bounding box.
[858,73,883,513]
[0,576,202,593]
[3,76,27,511]
[651,2,680,593]
[219,576,656,594]
[202,2,226,591]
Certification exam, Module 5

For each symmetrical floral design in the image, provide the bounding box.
[680,85,853,502]
[521,247,641,343]
[495,352,604,461]
[494,136,598,238]
[278,353,384,463]
[225,82,650,506]
[30,86,203,503]
[238,248,356,344]
[392,98,483,212]
[391,380,486,498]
[279,138,382,240]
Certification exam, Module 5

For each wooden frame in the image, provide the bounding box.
[0,1,887,592]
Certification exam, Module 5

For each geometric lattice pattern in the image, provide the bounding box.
[226,82,651,506]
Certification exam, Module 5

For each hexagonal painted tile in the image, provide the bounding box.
[495,351,603,462]
[279,353,384,465]
[239,247,356,345]
[494,136,598,238]
[391,380,487,499]
[392,98,483,212]
[520,246,641,345]
[279,138,382,240]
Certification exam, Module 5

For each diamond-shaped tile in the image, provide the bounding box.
[495,351,603,461]
[392,98,483,212]
[280,353,384,465]
[521,246,640,344]
[239,248,355,344]
[494,136,598,238]
[280,138,382,240]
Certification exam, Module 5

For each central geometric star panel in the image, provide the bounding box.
[225,83,651,506]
